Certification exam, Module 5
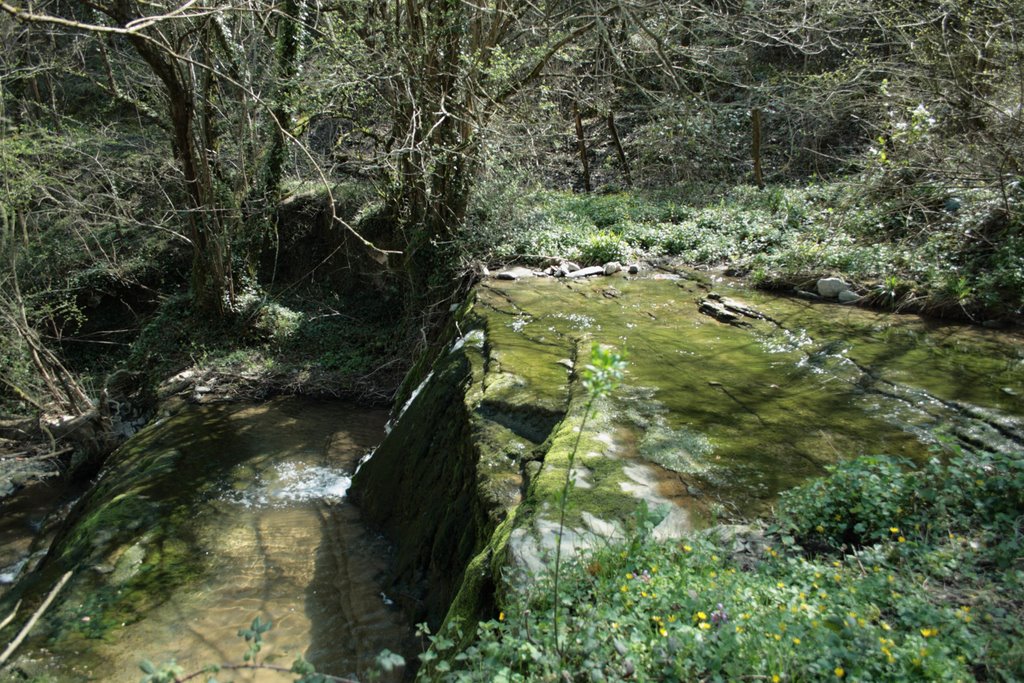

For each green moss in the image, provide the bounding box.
[440,509,520,639]
[357,271,1024,661]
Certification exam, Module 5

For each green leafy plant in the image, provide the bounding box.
[141,616,403,683]
[432,443,1024,682]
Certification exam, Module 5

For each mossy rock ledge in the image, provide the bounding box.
[349,273,1024,633]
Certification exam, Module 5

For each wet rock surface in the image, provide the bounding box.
[352,270,1024,633]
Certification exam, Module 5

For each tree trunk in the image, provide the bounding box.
[129,33,230,315]
[607,110,631,187]
[751,107,764,187]
[574,101,592,192]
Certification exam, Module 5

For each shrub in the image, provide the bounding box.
[428,445,1024,681]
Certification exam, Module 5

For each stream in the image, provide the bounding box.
[1,399,412,682]
[2,274,1023,680]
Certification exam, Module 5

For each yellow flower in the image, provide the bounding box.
[620,585,628,593]
[626,572,634,579]
[834,667,845,678]
[816,525,825,533]
[735,625,744,633]
[683,544,693,552]
[659,627,668,637]
[498,611,505,621]
[898,536,906,543]
[696,611,708,620]
[920,627,938,637]
[772,676,781,683]
[890,527,900,534]
[792,637,801,645]
[699,622,712,630]
[668,615,677,623]
[777,581,785,588]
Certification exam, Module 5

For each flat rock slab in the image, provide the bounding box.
[496,266,537,280]
[565,265,605,278]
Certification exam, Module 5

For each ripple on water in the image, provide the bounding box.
[221,462,356,508]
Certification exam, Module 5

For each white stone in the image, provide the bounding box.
[496,266,535,281]
[838,289,860,304]
[603,261,622,275]
[816,277,850,298]
[565,265,605,278]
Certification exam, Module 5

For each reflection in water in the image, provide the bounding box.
[0,481,68,595]
[33,399,412,682]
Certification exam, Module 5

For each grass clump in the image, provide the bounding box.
[422,444,1024,681]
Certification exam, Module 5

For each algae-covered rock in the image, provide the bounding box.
[351,291,575,626]
[352,272,1024,638]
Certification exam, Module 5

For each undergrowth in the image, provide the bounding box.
[421,444,1024,681]
[463,180,1024,321]
[126,284,412,403]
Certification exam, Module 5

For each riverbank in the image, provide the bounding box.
[460,183,1024,325]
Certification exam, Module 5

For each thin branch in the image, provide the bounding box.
[0,571,73,667]
[0,602,20,632]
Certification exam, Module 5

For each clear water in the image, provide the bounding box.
[5,399,411,682]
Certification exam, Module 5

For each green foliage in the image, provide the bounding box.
[124,284,410,400]
[461,181,1022,319]
[776,447,1024,569]
[580,344,626,400]
[774,455,916,548]
[141,616,405,683]
[428,444,1024,681]
[238,615,273,663]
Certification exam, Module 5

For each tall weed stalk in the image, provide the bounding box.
[553,343,625,655]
